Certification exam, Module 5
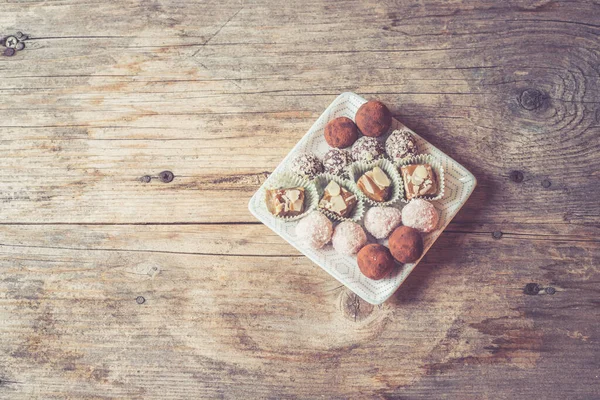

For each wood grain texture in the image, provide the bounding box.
[0,0,599,398]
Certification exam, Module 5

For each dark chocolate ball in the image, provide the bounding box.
[388,226,423,263]
[355,100,392,137]
[324,117,359,148]
[357,244,396,280]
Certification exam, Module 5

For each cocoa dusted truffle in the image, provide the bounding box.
[385,129,418,162]
[324,117,359,148]
[402,198,439,233]
[363,206,402,239]
[388,226,423,264]
[357,244,396,280]
[351,136,385,163]
[291,152,323,179]
[295,211,333,249]
[355,100,392,137]
[332,221,367,255]
[323,148,352,176]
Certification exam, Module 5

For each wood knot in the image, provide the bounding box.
[340,290,374,322]
[519,89,545,111]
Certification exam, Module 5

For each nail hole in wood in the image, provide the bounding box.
[492,231,503,239]
[140,175,152,183]
[136,296,146,304]
[541,179,551,188]
[159,171,174,183]
[509,170,524,183]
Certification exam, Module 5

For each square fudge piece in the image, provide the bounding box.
[400,164,438,199]
[265,187,305,217]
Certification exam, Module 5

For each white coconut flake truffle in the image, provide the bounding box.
[332,221,367,255]
[351,137,385,163]
[323,148,352,176]
[295,211,333,249]
[385,129,418,162]
[363,206,402,239]
[291,152,323,179]
[401,198,439,233]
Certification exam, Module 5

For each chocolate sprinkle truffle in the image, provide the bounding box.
[357,244,396,280]
[295,211,333,249]
[388,226,423,264]
[332,221,367,255]
[323,148,352,176]
[385,129,418,162]
[355,100,392,137]
[363,206,402,239]
[402,198,439,233]
[351,137,385,163]
[291,152,323,179]
[324,117,359,148]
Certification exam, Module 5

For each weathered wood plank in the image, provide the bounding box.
[0,224,598,399]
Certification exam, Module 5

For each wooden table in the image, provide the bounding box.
[1,1,599,399]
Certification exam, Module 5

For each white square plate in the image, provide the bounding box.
[248,92,477,305]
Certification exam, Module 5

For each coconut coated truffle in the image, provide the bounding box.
[385,129,418,162]
[295,211,333,249]
[351,136,385,163]
[357,244,396,280]
[363,206,402,239]
[355,100,392,137]
[324,117,359,148]
[388,226,423,264]
[401,199,439,233]
[332,221,367,255]
[323,148,352,176]
[291,152,323,179]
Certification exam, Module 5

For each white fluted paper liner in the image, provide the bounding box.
[261,172,319,221]
[347,159,403,207]
[397,154,445,202]
[314,173,365,222]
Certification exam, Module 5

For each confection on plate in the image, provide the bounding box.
[402,198,439,233]
[400,163,438,199]
[385,129,418,162]
[357,244,396,280]
[265,187,305,217]
[318,180,357,218]
[291,152,323,179]
[332,221,367,255]
[324,116,359,148]
[295,211,333,249]
[323,148,352,176]
[388,226,423,263]
[351,136,385,163]
[363,206,402,239]
[357,166,392,202]
[355,100,392,137]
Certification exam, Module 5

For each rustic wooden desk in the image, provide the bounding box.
[1,1,599,399]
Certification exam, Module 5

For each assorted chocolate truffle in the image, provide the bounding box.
[265,187,305,217]
[357,166,392,202]
[363,206,402,239]
[291,153,323,179]
[355,100,392,137]
[318,180,358,218]
[388,226,423,264]
[323,148,352,176]
[385,129,418,162]
[332,221,367,255]
[351,137,385,163]
[357,244,396,280]
[402,199,439,233]
[400,163,438,199]
[295,211,333,249]
[324,117,359,148]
